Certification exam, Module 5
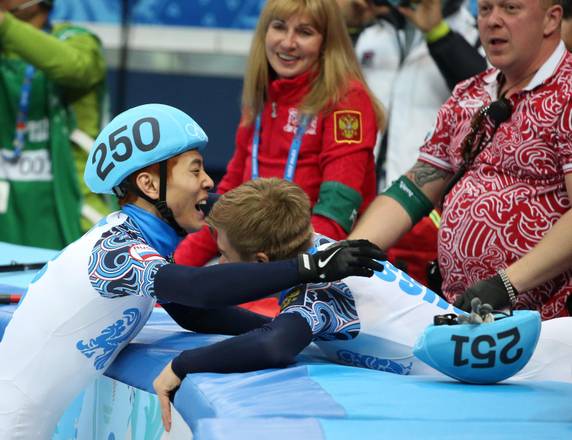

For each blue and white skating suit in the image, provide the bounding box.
[281,235,572,381]
[280,235,458,375]
[0,204,178,440]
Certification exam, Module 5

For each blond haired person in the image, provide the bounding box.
[176,0,385,269]
[154,178,572,432]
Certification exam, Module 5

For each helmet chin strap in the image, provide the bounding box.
[117,160,188,237]
[154,161,188,237]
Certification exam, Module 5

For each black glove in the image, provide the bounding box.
[297,239,386,283]
[454,274,511,312]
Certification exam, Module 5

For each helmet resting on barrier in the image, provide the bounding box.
[84,103,208,235]
[413,310,541,384]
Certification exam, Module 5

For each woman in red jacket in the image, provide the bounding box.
[176,0,385,271]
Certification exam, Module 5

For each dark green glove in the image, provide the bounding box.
[454,274,512,311]
[297,239,386,283]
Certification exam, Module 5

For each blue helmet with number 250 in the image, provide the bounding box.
[84,103,208,195]
[413,310,541,384]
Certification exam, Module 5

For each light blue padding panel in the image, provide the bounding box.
[177,364,346,422]
[0,304,17,340]
[194,419,572,440]
[0,242,58,264]
[320,420,572,440]
[196,418,326,440]
[311,364,572,425]
[0,242,58,289]
[180,364,572,439]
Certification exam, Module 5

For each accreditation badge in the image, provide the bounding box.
[0,180,9,213]
[334,110,362,144]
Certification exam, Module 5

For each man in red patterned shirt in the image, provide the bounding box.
[350,0,572,319]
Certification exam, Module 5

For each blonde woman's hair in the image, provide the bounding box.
[241,0,385,129]
[206,178,313,261]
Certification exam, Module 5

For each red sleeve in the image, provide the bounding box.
[174,226,219,267]
[217,121,252,194]
[311,214,347,240]
[319,83,378,191]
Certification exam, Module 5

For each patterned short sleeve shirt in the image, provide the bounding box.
[419,44,572,319]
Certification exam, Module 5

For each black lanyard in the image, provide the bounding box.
[440,97,512,204]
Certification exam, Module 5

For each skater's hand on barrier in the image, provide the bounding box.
[153,361,181,432]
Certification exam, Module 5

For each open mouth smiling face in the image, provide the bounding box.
[265,13,323,79]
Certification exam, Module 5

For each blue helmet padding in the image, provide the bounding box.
[413,310,541,384]
[85,103,208,194]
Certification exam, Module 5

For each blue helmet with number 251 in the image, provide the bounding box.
[84,103,207,195]
[413,310,541,384]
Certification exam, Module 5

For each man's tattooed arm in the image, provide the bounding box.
[405,161,452,204]
[406,161,451,187]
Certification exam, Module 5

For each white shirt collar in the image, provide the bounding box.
[483,41,566,100]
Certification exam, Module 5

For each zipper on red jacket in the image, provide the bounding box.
[271,102,277,118]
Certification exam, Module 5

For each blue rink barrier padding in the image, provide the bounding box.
[105,310,572,439]
[0,242,59,290]
[1,242,572,439]
[0,304,17,341]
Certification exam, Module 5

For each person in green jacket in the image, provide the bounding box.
[0,0,111,249]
